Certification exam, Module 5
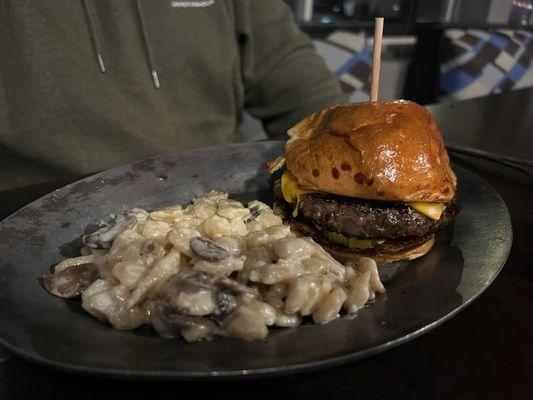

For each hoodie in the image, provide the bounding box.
[0,0,345,190]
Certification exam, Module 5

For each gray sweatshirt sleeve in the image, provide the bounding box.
[235,0,348,138]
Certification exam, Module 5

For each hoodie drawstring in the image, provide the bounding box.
[134,0,160,89]
[81,0,160,89]
[81,0,106,73]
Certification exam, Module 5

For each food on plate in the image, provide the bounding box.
[42,191,385,342]
[268,100,459,264]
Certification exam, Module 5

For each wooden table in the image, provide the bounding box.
[1,89,532,399]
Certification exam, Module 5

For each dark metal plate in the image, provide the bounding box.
[0,141,512,379]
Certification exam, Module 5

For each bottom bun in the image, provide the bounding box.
[317,236,435,265]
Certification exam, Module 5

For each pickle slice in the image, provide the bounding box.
[323,231,377,250]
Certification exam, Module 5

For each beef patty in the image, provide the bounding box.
[287,215,433,257]
[273,178,459,240]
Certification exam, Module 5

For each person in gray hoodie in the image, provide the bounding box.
[0,0,346,190]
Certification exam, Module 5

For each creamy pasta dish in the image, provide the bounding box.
[42,191,385,342]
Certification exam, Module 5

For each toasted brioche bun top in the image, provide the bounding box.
[285,100,456,202]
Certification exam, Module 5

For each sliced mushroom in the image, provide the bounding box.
[160,270,254,310]
[212,291,238,321]
[151,305,220,341]
[162,274,218,316]
[139,240,155,257]
[190,237,230,261]
[42,263,99,299]
[152,270,258,341]
[82,209,147,249]
[243,205,261,224]
[172,269,256,296]
[214,274,258,296]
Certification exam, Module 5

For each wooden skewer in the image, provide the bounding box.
[370,17,384,102]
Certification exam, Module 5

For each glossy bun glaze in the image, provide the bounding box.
[285,100,456,202]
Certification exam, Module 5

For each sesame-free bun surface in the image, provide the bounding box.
[285,100,456,202]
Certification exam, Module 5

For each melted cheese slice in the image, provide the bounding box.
[281,170,316,217]
[407,202,444,221]
[280,170,443,220]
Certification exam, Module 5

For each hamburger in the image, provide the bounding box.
[268,100,459,265]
